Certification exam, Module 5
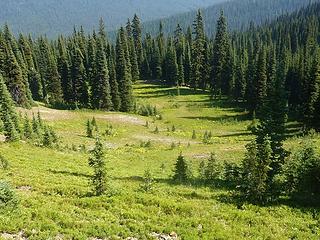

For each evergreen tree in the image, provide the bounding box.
[46,48,63,105]
[172,153,189,183]
[211,11,230,96]
[132,14,143,74]
[23,113,32,139]
[57,37,72,104]
[116,27,133,112]
[191,10,205,90]
[4,44,31,107]
[0,74,19,141]
[88,137,107,196]
[92,38,112,110]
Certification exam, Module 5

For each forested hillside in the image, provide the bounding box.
[0,0,225,38]
[0,1,320,238]
[142,0,319,36]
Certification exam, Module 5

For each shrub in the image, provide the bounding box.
[0,155,9,170]
[140,140,152,148]
[223,161,241,187]
[136,103,159,116]
[238,136,272,204]
[139,170,155,192]
[104,125,115,136]
[0,181,18,209]
[281,140,320,201]
[202,131,213,144]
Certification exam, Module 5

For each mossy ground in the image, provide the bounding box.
[0,81,319,239]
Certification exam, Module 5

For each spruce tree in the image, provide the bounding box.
[93,38,112,110]
[116,27,133,112]
[0,74,19,141]
[172,153,189,183]
[211,11,230,96]
[191,10,205,90]
[132,14,143,73]
[88,137,107,196]
[4,44,30,107]
[46,48,63,105]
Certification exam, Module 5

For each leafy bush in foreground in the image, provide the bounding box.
[0,181,18,209]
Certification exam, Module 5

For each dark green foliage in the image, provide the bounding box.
[0,181,18,209]
[211,11,230,96]
[23,113,32,139]
[191,10,205,90]
[136,103,158,116]
[282,139,320,201]
[239,136,272,203]
[86,120,93,138]
[172,153,189,183]
[0,74,19,141]
[203,153,223,182]
[88,137,107,196]
[116,27,133,112]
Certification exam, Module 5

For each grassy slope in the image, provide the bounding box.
[0,81,319,239]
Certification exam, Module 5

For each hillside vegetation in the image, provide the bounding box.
[0,0,225,38]
[0,81,319,239]
[137,0,317,37]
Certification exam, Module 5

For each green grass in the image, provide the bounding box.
[0,81,319,239]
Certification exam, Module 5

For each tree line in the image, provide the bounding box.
[0,2,319,132]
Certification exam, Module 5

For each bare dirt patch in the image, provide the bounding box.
[97,114,145,125]
[16,186,32,192]
[134,134,197,145]
[16,106,74,121]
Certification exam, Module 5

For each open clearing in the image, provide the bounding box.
[0,81,319,239]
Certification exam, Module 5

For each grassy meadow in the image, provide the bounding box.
[0,81,319,239]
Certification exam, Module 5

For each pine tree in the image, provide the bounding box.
[240,136,272,203]
[305,48,320,129]
[164,38,178,86]
[0,74,19,141]
[172,153,189,183]
[86,120,93,138]
[4,43,31,107]
[93,38,112,110]
[23,113,32,139]
[126,19,140,81]
[211,11,230,96]
[255,47,268,113]
[132,14,143,74]
[71,46,89,106]
[57,37,72,104]
[88,137,107,196]
[46,48,63,105]
[108,58,121,111]
[191,10,205,90]
[116,27,133,112]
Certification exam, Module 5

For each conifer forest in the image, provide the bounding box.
[0,0,319,239]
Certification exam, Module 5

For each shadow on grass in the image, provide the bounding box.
[181,113,251,123]
[49,169,90,178]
